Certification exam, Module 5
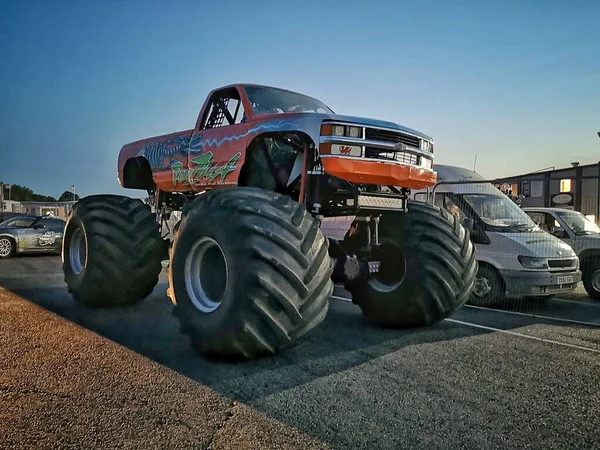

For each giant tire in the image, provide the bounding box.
[346,200,478,327]
[62,195,165,307]
[168,187,333,360]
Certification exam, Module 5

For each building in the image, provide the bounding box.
[494,161,600,224]
[0,200,25,214]
[18,201,76,219]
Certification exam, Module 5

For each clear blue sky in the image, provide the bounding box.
[1,0,599,198]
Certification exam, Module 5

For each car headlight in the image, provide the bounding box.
[420,140,432,152]
[518,255,548,269]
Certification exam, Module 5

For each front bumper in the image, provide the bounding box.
[499,268,582,297]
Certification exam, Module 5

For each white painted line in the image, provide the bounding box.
[463,304,600,328]
[551,297,600,308]
[331,294,600,353]
[445,318,600,354]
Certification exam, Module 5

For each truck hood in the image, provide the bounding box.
[490,231,577,259]
[318,113,433,141]
[256,112,433,141]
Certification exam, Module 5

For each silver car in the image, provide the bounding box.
[0,215,66,258]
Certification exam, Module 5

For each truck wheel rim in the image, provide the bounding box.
[368,243,406,293]
[473,276,492,299]
[69,228,87,275]
[185,236,228,313]
[593,269,600,293]
[0,238,11,257]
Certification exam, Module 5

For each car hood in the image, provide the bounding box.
[574,233,600,248]
[490,231,577,259]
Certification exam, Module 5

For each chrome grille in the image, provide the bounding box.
[365,147,419,165]
[364,128,420,148]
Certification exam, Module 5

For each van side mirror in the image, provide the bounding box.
[462,217,475,233]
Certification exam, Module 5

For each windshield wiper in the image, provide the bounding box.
[503,223,536,232]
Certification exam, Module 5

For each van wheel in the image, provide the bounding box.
[583,266,600,300]
[468,265,505,307]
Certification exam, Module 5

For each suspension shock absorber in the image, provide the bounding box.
[371,215,380,246]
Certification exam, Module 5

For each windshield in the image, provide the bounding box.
[555,210,600,235]
[461,194,537,231]
[0,217,37,228]
[244,86,334,116]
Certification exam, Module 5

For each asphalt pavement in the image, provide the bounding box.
[2,255,600,449]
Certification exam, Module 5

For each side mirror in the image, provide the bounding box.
[550,226,566,238]
[462,217,475,233]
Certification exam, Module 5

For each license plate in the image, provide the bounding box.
[557,275,574,284]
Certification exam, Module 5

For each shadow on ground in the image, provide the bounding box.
[5,280,488,403]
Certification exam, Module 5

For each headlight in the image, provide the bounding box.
[333,125,345,136]
[329,124,362,138]
[347,126,362,138]
[518,255,548,269]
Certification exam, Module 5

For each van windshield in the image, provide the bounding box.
[460,193,538,232]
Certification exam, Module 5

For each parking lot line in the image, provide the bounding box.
[551,297,600,308]
[332,294,600,353]
[463,304,600,328]
[445,318,600,354]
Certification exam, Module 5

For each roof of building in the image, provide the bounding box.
[497,161,599,180]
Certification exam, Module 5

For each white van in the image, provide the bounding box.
[413,165,582,305]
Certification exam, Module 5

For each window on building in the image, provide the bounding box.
[560,179,572,192]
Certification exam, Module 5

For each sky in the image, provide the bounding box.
[1,0,599,199]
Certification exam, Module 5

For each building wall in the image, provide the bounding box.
[495,162,600,225]
[582,179,598,219]
[1,200,24,213]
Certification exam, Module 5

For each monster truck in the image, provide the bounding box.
[62,84,478,360]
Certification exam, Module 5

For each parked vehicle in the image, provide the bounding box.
[0,215,66,258]
[412,165,581,306]
[523,207,600,299]
[60,83,477,360]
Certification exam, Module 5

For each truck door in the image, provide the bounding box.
[188,87,253,191]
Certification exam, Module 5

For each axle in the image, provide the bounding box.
[328,213,383,284]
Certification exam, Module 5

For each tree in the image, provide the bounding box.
[58,191,80,202]
[1,184,56,202]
